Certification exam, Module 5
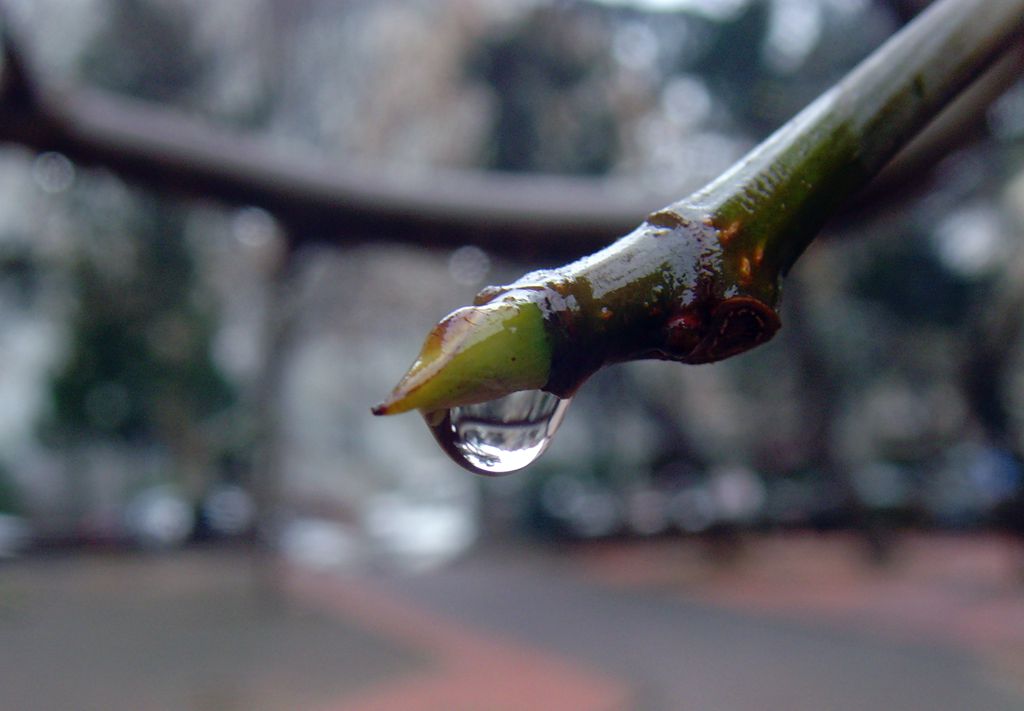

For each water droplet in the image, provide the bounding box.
[425,390,570,476]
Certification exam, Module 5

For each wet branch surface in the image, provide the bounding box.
[373,0,1024,426]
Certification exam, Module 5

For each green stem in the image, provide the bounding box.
[679,0,1024,293]
[376,0,1024,417]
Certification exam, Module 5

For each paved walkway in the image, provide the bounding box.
[2,534,1023,710]
[0,552,420,711]
[573,532,1024,692]
[388,534,1024,711]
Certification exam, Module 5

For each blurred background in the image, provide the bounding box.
[2,0,1024,709]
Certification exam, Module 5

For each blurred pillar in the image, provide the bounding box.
[963,236,1024,556]
[250,239,298,610]
[786,276,897,563]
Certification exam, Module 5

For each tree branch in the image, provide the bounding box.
[0,41,676,260]
[374,0,1024,447]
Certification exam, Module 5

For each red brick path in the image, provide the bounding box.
[289,569,631,711]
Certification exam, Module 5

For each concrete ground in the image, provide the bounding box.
[2,533,1024,710]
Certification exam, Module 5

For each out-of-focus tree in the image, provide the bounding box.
[41,0,235,506]
[470,5,620,174]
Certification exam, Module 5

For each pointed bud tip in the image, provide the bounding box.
[372,297,553,417]
[371,395,420,416]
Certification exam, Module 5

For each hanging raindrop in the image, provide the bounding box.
[425,390,571,476]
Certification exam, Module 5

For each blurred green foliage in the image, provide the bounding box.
[42,1,234,493]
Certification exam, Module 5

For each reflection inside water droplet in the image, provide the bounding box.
[425,390,571,476]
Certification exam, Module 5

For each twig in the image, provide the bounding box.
[375,0,1024,422]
